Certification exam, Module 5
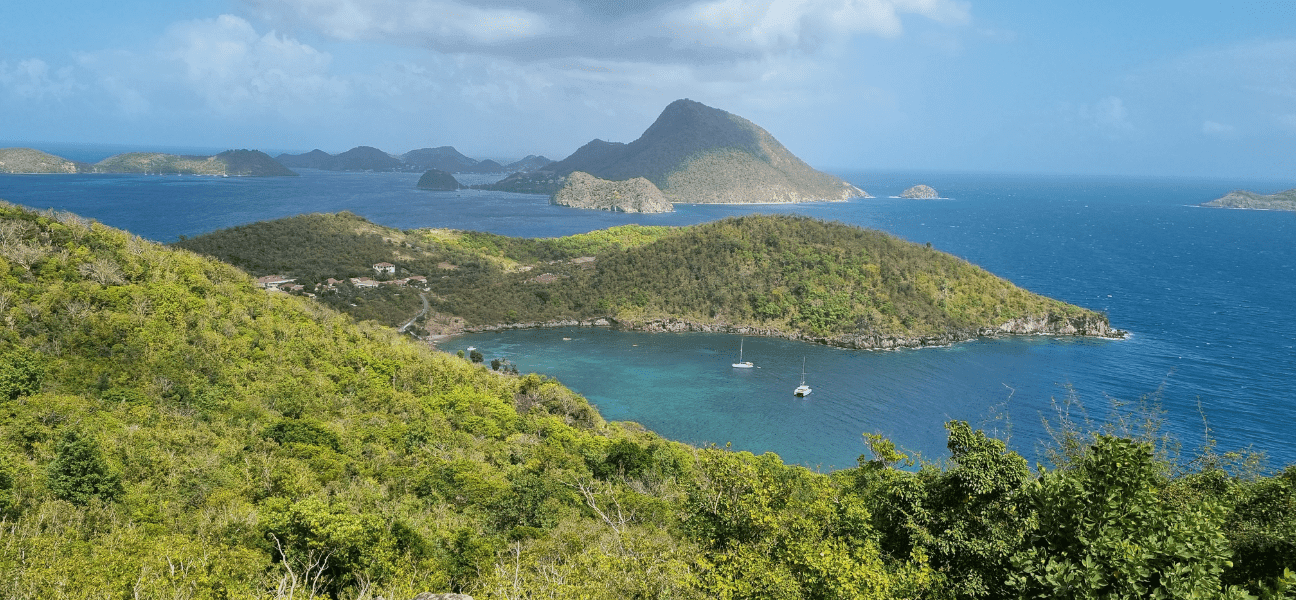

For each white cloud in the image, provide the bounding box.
[663,0,969,53]
[244,0,550,45]
[162,14,349,116]
[245,0,967,64]
[1201,120,1237,138]
[0,59,81,100]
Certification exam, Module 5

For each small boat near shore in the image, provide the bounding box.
[794,357,811,397]
[732,337,754,368]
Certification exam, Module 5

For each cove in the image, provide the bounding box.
[450,328,1142,469]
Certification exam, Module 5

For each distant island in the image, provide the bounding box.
[1201,189,1296,211]
[176,212,1121,349]
[415,169,461,191]
[0,148,79,174]
[275,145,553,174]
[900,185,939,199]
[0,148,295,177]
[479,99,868,211]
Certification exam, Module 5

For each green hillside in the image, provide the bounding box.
[1,203,1294,597]
[178,213,1116,346]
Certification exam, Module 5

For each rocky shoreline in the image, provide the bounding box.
[450,313,1125,351]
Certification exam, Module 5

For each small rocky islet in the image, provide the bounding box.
[415,169,461,191]
[900,184,939,199]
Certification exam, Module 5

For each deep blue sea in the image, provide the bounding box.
[2,167,1292,469]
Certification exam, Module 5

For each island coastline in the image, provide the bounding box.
[438,313,1126,352]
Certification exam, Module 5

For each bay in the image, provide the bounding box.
[2,166,1292,468]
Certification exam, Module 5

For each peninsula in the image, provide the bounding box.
[481,99,867,210]
[177,212,1121,350]
[1202,188,1296,211]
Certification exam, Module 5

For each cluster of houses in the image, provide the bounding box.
[256,262,429,296]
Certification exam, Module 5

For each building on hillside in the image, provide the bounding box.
[256,275,295,290]
[350,277,379,288]
[373,262,396,275]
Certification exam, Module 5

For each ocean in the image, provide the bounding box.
[1,166,1292,469]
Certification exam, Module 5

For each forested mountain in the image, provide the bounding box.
[481,99,866,205]
[178,212,1115,347]
[2,202,1294,597]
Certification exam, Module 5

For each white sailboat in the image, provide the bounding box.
[732,337,754,368]
[794,357,812,397]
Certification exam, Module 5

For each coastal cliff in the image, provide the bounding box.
[550,171,674,213]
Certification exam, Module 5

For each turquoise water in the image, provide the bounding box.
[2,166,1293,468]
[449,329,1131,469]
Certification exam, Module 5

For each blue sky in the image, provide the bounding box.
[2,0,1293,178]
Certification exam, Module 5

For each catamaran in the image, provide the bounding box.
[794,357,812,397]
[732,337,754,368]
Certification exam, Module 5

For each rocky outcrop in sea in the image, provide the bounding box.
[900,184,938,199]
[416,169,461,190]
[550,171,674,213]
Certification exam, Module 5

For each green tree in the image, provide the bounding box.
[866,421,1032,599]
[0,347,44,401]
[1009,435,1245,599]
[46,429,123,505]
[469,349,484,363]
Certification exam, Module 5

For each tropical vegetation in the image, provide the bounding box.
[0,202,1293,598]
[177,212,1106,340]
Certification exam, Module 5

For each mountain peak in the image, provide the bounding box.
[537,99,865,204]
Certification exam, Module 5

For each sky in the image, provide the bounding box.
[1,0,1294,178]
